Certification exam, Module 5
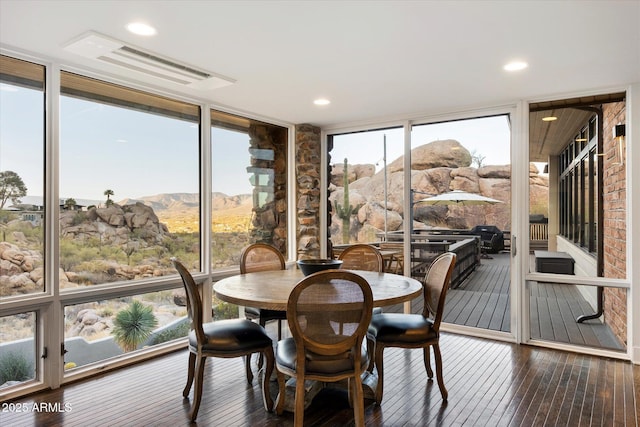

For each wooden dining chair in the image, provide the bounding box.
[171,258,275,421]
[274,270,373,427]
[338,243,385,272]
[337,243,385,359]
[240,243,288,340]
[367,252,456,405]
[379,241,405,273]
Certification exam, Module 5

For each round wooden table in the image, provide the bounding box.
[214,268,421,409]
[213,269,422,310]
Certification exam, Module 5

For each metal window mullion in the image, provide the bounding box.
[201,106,212,322]
[44,62,63,390]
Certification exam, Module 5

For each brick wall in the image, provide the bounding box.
[602,101,627,345]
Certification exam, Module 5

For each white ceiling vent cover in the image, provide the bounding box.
[63,31,235,90]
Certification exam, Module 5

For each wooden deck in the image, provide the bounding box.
[1,334,637,426]
[442,253,625,351]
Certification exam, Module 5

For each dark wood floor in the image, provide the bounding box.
[1,333,638,427]
[442,253,624,351]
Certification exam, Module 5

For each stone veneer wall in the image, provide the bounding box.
[602,102,627,346]
[295,124,322,259]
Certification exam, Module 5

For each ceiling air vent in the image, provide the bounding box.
[63,31,235,89]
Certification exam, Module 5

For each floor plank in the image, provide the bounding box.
[1,334,638,427]
[444,253,624,350]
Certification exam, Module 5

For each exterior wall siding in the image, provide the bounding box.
[602,101,627,346]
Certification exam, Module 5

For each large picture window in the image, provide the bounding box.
[0,55,45,298]
[59,72,201,287]
[210,109,288,267]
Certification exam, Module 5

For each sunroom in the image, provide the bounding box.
[0,1,638,425]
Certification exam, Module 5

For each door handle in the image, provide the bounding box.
[511,235,517,257]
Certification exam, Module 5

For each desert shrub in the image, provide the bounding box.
[98,307,114,317]
[0,210,18,223]
[70,211,87,226]
[0,351,34,384]
[59,239,100,271]
[147,320,191,345]
[213,301,239,320]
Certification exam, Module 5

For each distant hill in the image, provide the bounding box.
[118,192,253,233]
[118,192,252,213]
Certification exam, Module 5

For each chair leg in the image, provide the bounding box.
[183,351,196,398]
[245,354,254,385]
[374,344,385,405]
[423,346,434,378]
[258,319,266,370]
[189,355,206,422]
[261,346,275,412]
[433,343,448,401]
[347,377,353,407]
[275,369,287,415]
[366,338,375,372]
[352,374,366,427]
[294,374,306,427]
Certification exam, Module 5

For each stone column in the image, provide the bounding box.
[295,124,321,259]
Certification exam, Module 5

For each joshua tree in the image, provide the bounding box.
[334,158,358,244]
[112,300,158,352]
[104,189,114,207]
[0,171,28,209]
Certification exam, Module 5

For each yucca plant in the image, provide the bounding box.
[112,300,158,352]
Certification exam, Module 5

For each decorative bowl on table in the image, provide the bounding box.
[296,259,343,276]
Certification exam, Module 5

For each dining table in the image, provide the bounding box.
[213,268,422,409]
[213,268,422,312]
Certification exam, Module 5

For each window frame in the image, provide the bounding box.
[558,116,599,257]
[0,51,295,399]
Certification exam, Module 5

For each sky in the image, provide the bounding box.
[331,115,512,173]
[2,82,514,203]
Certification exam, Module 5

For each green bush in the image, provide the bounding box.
[147,320,191,345]
[213,301,239,320]
[0,351,34,384]
[112,300,158,352]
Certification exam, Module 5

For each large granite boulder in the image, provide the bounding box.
[329,137,549,234]
[388,139,472,173]
[330,162,376,186]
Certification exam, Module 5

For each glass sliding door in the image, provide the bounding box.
[410,115,512,333]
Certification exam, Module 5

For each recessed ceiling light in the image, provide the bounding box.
[126,22,157,36]
[503,61,528,72]
[314,98,330,106]
[542,116,557,122]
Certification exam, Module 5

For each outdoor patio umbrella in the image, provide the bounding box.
[417,190,503,205]
[416,189,503,259]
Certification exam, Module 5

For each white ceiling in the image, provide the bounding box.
[1,0,639,128]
